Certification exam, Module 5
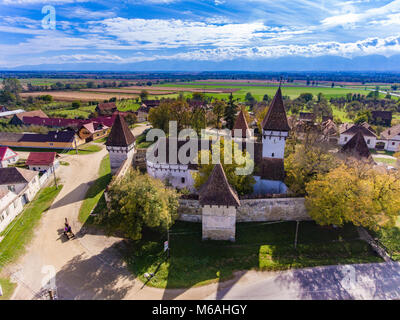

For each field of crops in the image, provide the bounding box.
[20,91,138,101]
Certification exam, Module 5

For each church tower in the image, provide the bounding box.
[105,113,136,174]
[261,87,290,159]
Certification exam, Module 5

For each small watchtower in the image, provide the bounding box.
[199,164,240,242]
[105,114,136,174]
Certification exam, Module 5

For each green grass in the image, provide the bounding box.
[372,156,397,165]
[0,278,16,300]
[66,144,102,155]
[93,136,108,144]
[9,144,101,155]
[0,185,62,269]
[60,161,70,166]
[125,221,381,289]
[78,154,111,224]
[117,99,141,112]
[135,131,154,149]
[371,225,400,261]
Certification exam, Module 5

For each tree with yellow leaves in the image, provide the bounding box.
[305,163,400,231]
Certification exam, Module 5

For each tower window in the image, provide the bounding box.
[181,177,185,184]
[271,153,274,157]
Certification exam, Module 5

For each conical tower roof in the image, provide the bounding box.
[199,164,240,207]
[261,87,290,131]
[232,110,249,138]
[106,113,136,147]
[341,130,372,160]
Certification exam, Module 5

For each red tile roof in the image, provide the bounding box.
[26,152,57,166]
[15,110,48,121]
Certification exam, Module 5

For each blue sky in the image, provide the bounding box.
[1,0,400,69]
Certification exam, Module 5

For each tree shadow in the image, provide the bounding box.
[55,243,135,300]
[51,183,93,210]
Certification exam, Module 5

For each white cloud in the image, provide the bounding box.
[2,0,89,4]
[321,0,400,28]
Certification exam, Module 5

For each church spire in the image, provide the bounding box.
[261,87,290,132]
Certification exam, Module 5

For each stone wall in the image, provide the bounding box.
[178,197,310,222]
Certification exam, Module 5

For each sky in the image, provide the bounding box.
[2,0,400,70]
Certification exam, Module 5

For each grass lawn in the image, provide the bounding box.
[9,144,102,155]
[67,144,102,155]
[78,154,111,224]
[135,130,154,149]
[93,136,108,144]
[0,278,16,300]
[0,185,62,266]
[0,185,62,299]
[372,156,397,165]
[125,221,381,289]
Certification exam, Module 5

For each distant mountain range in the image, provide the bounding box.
[4,55,400,72]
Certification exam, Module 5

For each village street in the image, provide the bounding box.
[3,124,400,300]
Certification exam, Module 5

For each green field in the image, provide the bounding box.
[126,221,381,289]
[157,83,379,100]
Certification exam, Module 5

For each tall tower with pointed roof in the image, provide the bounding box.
[261,87,290,159]
[199,164,240,242]
[106,114,136,174]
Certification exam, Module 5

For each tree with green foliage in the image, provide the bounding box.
[124,112,137,127]
[211,99,226,129]
[140,90,149,101]
[244,92,256,109]
[190,107,206,135]
[148,101,171,133]
[0,78,22,103]
[193,138,255,195]
[285,130,339,196]
[71,100,81,109]
[224,93,238,130]
[102,169,179,240]
[306,163,400,231]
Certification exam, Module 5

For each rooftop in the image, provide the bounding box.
[106,113,136,147]
[26,152,57,166]
[0,167,38,185]
[261,87,290,132]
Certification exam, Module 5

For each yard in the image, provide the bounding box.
[125,221,381,289]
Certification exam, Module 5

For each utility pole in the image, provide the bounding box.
[74,137,78,155]
[294,221,300,249]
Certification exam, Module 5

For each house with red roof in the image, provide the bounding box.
[26,152,59,173]
[0,146,19,168]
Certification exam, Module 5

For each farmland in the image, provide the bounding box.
[20,91,138,102]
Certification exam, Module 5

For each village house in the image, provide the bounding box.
[380,125,400,152]
[95,102,118,115]
[78,122,109,142]
[0,146,19,168]
[299,112,315,122]
[339,122,378,149]
[0,106,8,113]
[146,87,290,195]
[26,152,59,173]
[0,131,85,150]
[340,131,374,163]
[136,104,152,122]
[0,109,25,119]
[9,110,48,126]
[0,167,40,233]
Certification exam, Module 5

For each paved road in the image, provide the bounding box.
[205,262,400,300]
